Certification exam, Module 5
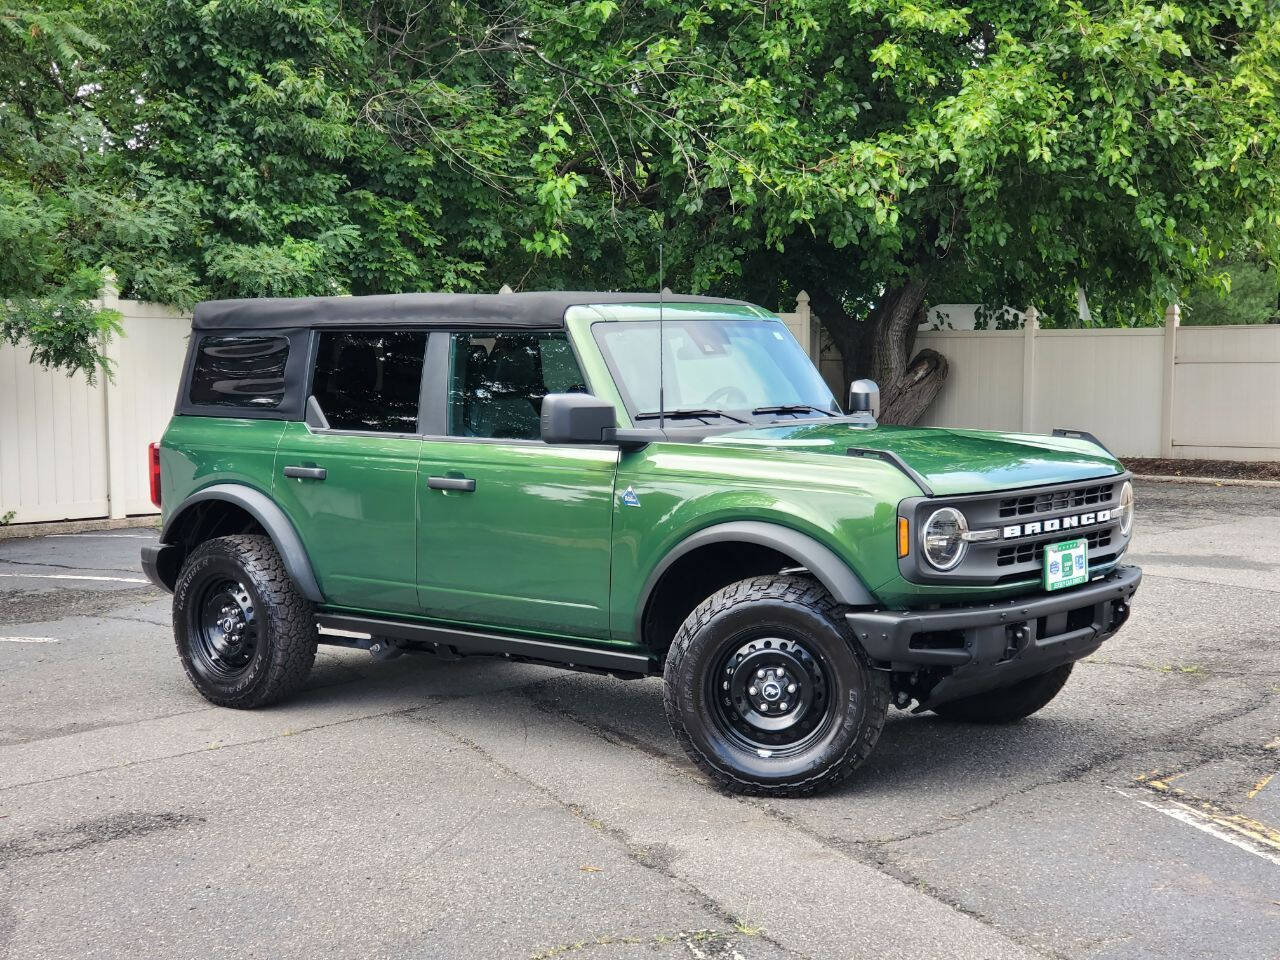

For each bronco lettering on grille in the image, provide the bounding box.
[1001,509,1111,540]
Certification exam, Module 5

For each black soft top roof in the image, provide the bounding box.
[192,291,753,331]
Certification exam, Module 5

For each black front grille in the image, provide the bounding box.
[997,482,1115,519]
[996,528,1114,567]
[900,473,1131,586]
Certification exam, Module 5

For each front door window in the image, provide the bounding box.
[447,331,586,440]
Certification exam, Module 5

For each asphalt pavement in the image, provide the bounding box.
[0,480,1276,959]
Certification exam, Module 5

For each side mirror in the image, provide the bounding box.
[848,379,880,419]
[541,393,617,444]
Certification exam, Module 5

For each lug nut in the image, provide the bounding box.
[780,702,788,711]
[757,668,766,678]
[748,686,758,696]
[787,683,797,694]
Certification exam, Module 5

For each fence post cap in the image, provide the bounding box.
[795,290,810,304]
[100,268,120,306]
[1164,302,1181,326]
[498,284,514,294]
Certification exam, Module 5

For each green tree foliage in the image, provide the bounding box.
[0,4,123,380]
[1183,257,1280,324]
[2,1,1278,420]
[455,0,1280,418]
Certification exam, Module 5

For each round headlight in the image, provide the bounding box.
[1116,480,1134,536]
[922,507,968,570]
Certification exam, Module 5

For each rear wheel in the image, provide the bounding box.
[663,575,890,796]
[932,663,1074,723]
[173,534,316,708]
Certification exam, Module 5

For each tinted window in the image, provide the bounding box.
[312,331,427,433]
[448,332,587,440]
[189,336,289,408]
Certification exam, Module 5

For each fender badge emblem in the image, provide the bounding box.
[620,486,641,508]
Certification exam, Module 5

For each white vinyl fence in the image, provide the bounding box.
[818,304,1279,461]
[0,282,190,523]
[912,306,1280,460]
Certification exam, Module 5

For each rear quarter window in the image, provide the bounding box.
[188,336,289,409]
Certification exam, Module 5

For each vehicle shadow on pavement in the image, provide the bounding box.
[348,656,1102,799]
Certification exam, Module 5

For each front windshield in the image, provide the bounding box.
[592,317,838,421]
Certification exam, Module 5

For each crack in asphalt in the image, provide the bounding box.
[529,928,766,960]
[403,703,813,960]
[515,691,1056,958]
[0,812,203,867]
[1082,657,1278,681]
[0,674,566,794]
[516,683,1278,960]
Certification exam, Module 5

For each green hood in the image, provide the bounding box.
[701,421,1124,496]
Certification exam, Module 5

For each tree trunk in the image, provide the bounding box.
[808,278,949,426]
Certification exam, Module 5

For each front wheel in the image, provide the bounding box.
[172,534,317,708]
[931,663,1074,723]
[663,576,890,796]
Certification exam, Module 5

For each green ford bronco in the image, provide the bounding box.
[143,292,1140,795]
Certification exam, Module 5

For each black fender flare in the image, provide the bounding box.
[160,483,324,602]
[636,520,878,639]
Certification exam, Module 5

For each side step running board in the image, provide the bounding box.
[315,612,654,676]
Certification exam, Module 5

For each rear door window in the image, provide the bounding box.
[311,331,428,433]
[188,336,290,409]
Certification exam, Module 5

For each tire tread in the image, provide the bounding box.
[173,534,316,709]
[663,575,890,797]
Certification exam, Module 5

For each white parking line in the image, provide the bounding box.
[44,534,157,539]
[0,573,148,584]
[0,636,60,643]
[1110,787,1280,867]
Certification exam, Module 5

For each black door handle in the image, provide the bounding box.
[283,465,327,480]
[428,475,476,492]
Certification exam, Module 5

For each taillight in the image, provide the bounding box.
[148,442,162,508]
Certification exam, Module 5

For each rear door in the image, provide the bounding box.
[415,329,618,639]
[272,329,427,613]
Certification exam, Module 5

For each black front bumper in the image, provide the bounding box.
[846,565,1141,708]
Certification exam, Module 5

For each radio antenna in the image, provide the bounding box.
[658,241,666,431]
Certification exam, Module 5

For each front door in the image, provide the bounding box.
[273,329,428,613]
[416,329,618,639]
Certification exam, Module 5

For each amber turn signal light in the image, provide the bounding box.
[898,517,910,557]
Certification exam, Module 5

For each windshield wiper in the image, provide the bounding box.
[751,404,838,418]
[635,408,749,424]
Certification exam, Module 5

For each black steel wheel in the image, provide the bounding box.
[188,576,260,683]
[664,575,890,796]
[172,534,316,708]
[708,634,834,758]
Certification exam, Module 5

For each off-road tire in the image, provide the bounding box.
[173,534,316,708]
[932,663,1074,723]
[663,575,890,797]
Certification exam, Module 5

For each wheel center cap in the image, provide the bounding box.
[761,680,782,701]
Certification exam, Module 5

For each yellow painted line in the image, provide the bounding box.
[1128,773,1280,864]
[1248,773,1275,800]
[1116,789,1280,868]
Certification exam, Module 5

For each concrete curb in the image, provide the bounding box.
[0,515,160,541]
[1132,473,1280,489]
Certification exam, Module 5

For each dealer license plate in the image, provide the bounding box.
[1043,538,1088,591]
